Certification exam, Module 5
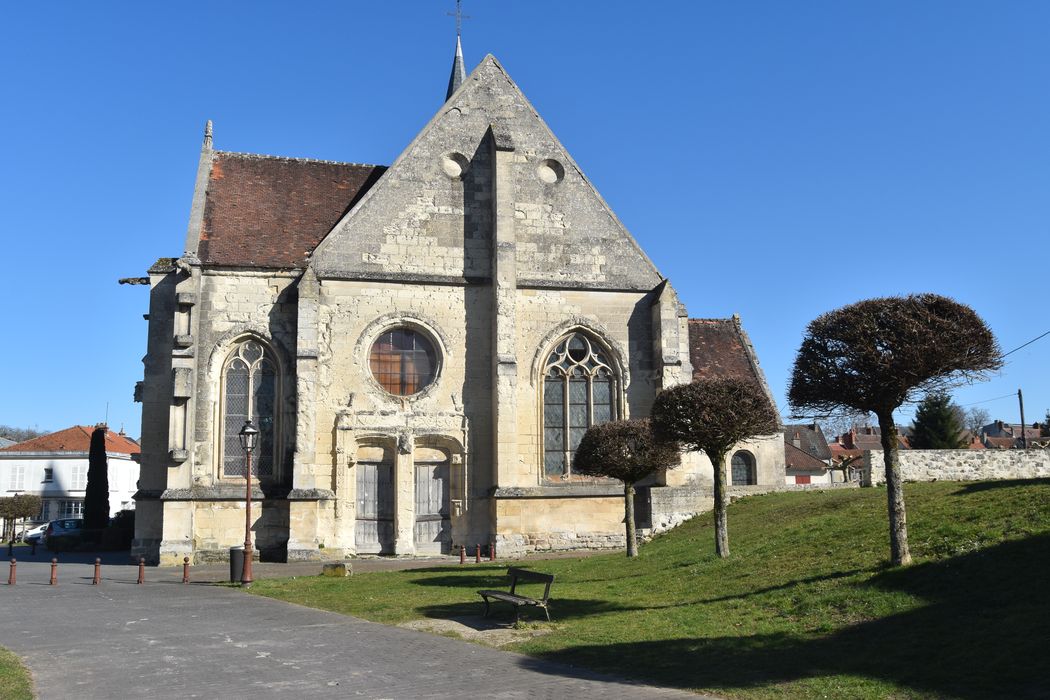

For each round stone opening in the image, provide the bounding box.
[536,158,565,184]
[369,327,438,396]
[441,152,470,179]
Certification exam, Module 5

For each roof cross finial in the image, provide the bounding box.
[446,0,470,37]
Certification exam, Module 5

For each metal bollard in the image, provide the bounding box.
[137,557,145,584]
[489,542,495,561]
[459,544,466,565]
[182,556,190,584]
[7,558,15,585]
[31,541,37,556]
[92,558,101,585]
[475,544,481,564]
[50,558,57,585]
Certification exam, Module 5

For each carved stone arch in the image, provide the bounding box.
[207,325,291,384]
[211,330,287,483]
[529,316,629,388]
[354,312,451,402]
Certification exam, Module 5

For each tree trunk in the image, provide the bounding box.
[713,451,729,558]
[876,411,912,566]
[624,482,638,558]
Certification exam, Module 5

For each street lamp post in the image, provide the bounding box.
[238,420,259,588]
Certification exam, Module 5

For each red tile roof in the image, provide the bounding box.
[687,319,757,384]
[0,426,140,456]
[784,442,829,471]
[197,152,386,268]
[687,317,779,419]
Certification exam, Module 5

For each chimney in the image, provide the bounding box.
[793,431,801,449]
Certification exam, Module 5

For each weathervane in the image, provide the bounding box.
[446,0,470,37]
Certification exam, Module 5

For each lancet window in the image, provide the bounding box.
[542,332,617,477]
[221,339,277,479]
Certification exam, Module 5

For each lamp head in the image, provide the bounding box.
[238,420,259,453]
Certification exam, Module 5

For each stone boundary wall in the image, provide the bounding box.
[863,449,1050,485]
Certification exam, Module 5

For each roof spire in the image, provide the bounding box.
[203,119,213,150]
[445,0,468,101]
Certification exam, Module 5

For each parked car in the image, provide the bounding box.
[21,523,48,544]
[43,518,84,545]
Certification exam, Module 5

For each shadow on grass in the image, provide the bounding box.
[955,477,1050,494]
[518,534,1050,699]
[420,597,651,623]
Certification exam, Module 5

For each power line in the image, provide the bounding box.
[1002,329,1050,358]
[959,392,1017,407]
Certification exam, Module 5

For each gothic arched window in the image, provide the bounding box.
[731,450,756,486]
[221,340,277,479]
[542,332,618,477]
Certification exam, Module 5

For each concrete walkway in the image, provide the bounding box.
[0,555,704,699]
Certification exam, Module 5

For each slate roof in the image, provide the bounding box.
[0,426,140,456]
[687,317,780,423]
[197,152,386,268]
[784,423,832,461]
[785,442,830,472]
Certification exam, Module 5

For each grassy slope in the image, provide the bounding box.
[0,647,33,700]
[253,480,1050,699]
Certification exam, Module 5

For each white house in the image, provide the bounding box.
[0,425,140,526]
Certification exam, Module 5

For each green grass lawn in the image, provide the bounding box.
[0,647,33,700]
[252,479,1050,699]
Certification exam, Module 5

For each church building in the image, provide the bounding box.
[132,43,784,565]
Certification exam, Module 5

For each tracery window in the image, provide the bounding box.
[543,332,617,477]
[369,328,438,396]
[731,450,756,486]
[221,340,277,479]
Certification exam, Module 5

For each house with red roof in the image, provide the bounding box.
[0,425,140,527]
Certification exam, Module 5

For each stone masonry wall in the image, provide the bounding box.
[864,449,1050,484]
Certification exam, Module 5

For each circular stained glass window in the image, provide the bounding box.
[368,328,438,396]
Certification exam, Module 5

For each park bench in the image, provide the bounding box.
[477,567,554,622]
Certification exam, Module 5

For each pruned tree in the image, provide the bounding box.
[572,419,680,557]
[966,407,991,437]
[651,378,778,558]
[0,495,41,542]
[83,425,110,530]
[910,393,968,449]
[788,294,1001,566]
[1042,410,1050,438]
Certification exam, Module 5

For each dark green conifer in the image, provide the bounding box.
[910,393,967,449]
[83,426,110,529]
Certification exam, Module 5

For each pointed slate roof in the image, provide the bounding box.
[446,35,466,101]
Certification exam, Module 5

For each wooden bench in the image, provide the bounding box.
[477,567,554,622]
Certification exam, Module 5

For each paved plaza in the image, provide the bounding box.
[0,552,704,699]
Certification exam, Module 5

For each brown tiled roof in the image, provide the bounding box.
[785,442,829,471]
[0,426,140,456]
[687,317,779,420]
[198,152,386,268]
[983,436,1020,450]
[688,319,760,383]
[784,423,832,461]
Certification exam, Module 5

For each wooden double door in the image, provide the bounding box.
[355,451,451,555]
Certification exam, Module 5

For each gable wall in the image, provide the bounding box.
[314,58,662,292]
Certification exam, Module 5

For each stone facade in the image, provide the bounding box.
[132,55,784,565]
[863,449,1050,485]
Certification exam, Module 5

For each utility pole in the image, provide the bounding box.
[1018,388,1027,449]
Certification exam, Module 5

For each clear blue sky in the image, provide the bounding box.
[2,1,1047,437]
